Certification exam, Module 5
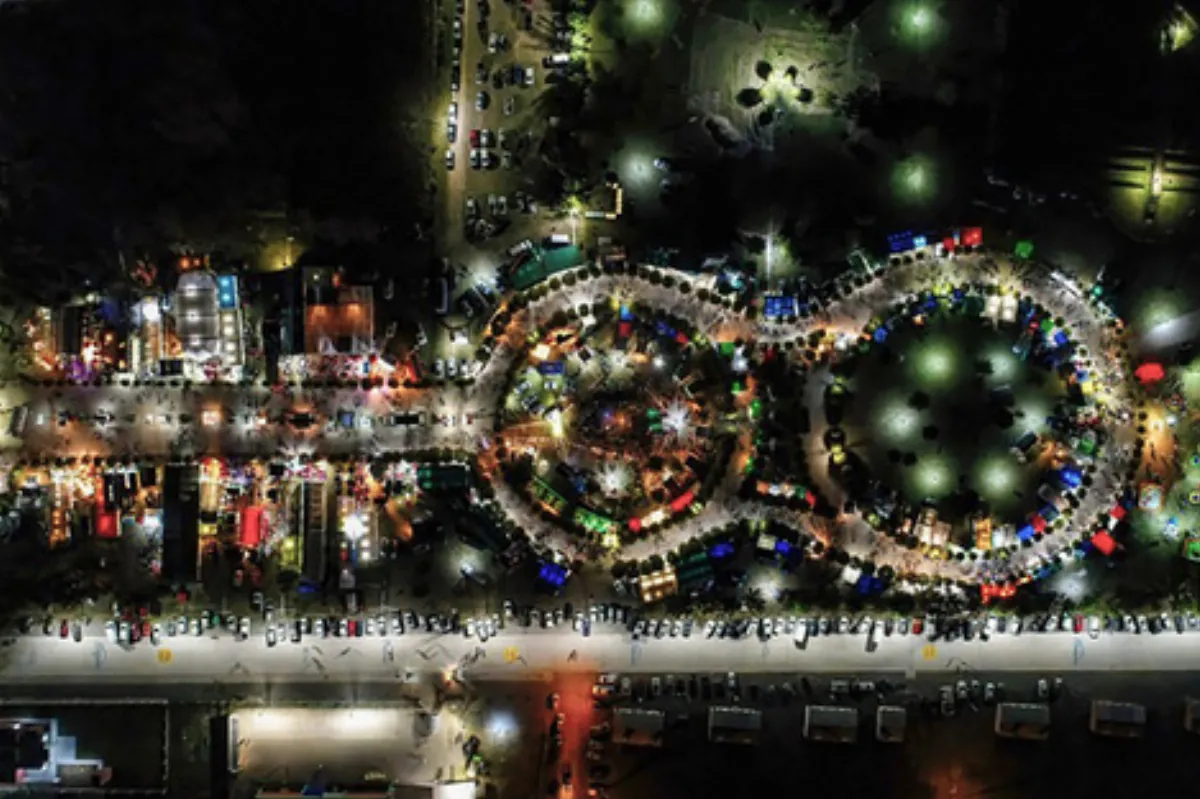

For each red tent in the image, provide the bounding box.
[1135,361,1166,385]
[240,506,263,548]
[96,510,118,539]
[670,490,695,514]
[962,227,983,248]
[1091,530,1117,556]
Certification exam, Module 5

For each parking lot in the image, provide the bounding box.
[440,0,563,257]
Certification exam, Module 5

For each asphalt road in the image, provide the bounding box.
[0,622,1188,687]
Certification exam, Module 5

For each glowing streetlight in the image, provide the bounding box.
[914,456,952,498]
[628,0,663,30]
[977,456,1016,499]
[913,340,956,387]
[893,155,935,204]
[881,403,920,442]
[910,6,931,31]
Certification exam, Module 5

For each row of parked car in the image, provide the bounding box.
[622,610,1200,645]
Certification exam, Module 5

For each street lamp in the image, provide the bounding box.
[628,0,663,32]
[893,155,935,204]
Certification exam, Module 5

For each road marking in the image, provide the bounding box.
[503,646,520,663]
[156,648,173,664]
[921,644,937,661]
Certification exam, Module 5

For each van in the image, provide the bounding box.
[7,405,29,438]
[1011,430,1038,462]
[508,239,535,257]
[546,233,571,246]
[794,622,809,647]
[436,277,450,315]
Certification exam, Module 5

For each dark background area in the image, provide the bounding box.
[0,0,432,303]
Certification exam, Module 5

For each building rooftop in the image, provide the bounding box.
[875,706,907,743]
[708,706,762,745]
[612,708,666,747]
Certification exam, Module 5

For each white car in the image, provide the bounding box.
[105,621,117,643]
[314,618,326,638]
[239,617,251,639]
[448,101,458,121]
[339,618,349,637]
[704,620,716,638]
[940,685,956,717]
[190,619,202,637]
[1036,678,1049,699]
[1087,616,1100,639]
[266,626,277,647]
[650,677,662,697]
[465,619,477,638]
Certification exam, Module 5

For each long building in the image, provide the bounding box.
[162,464,200,583]
[804,705,858,744]
[994,703,1051,740]
[875,706,906,743]
[612,708,665,747]
[1090,700,1146,738]
[300,481,330,585]
[707,706,761,745]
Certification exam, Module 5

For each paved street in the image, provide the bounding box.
[0,621,1187,685]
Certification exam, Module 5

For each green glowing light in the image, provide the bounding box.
[976,455,1017,499]
[911,340,958,388]
[913,456,953,499]
[893,156,936,203]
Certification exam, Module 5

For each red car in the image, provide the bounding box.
[348,619,358,637]
[59,619,69,639]
[1073,615,1084,633]
[469,129,481,147]
[911,618,924,636]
